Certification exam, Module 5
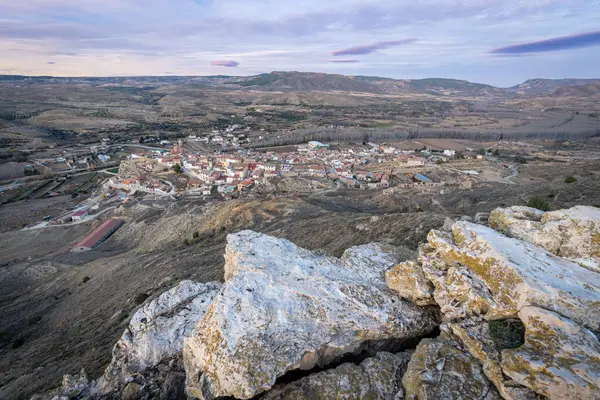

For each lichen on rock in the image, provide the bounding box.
[449,320,539,400]
[385,260,436,306]
[421,221,600,330]
[501,306,600,400]
[402,329,502,400]
[489,205,600,272]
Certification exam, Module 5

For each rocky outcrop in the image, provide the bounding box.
[489,205,600,272]
[402,330,502,400]
[262,351,413,400]
[184,230,439,399]
[422,221,600,330]
[390,206,600,400]
[30,370,91,400]
[502,306,600,400]
[99,280,221,393]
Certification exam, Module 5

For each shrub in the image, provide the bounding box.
[515,156,528,164]
[193,231,200,239]
[172,163,182,174]
[134,293,149,305]
[0,330,10,342]
[488,319,525,351]
[12,337,25,349]
[564,176,577,183]
[82,276,90,283]
[527,196,551,211]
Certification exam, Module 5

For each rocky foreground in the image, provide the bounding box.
[33,206,600,400]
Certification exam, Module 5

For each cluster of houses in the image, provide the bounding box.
[108,139,483,197]
[153,142,434,195]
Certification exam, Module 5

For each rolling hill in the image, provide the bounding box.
[1,72,598,99]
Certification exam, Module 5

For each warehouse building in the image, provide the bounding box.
[71,219,123,252]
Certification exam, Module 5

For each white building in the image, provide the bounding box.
[71,209,88,221]
[407,159,425,167]
[443,149,456,157]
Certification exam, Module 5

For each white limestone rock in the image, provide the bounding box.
[100,280,221,390]
[489,205,600,272]
[184,231,439,399]
[421,221,600,330]
[502,306,600,400]
[262,351,413,400]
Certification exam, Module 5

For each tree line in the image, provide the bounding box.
[247,127,599,148]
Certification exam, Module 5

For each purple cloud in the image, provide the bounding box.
[331,39,417,56]
[491,30,600,55]
[330,59,360,63]
[210,60,239,67]
[47,61,56,64]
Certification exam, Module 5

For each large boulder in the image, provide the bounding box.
[501,306,600,400]
[99,280,222,391]
[489,205,600,272]
[184,231,439,399]
[402,331,502,400]
[262,351,413,400]
[421,221,600,330]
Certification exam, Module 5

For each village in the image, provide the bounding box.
[1,132,514,253]
[109,138,491,198]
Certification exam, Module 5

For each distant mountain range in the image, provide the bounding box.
[1,71,598,99]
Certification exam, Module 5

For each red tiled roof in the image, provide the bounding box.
[74,219,123,249]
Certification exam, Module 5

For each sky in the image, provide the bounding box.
[0,0,599,86]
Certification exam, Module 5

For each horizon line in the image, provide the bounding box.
[1,71,599,89]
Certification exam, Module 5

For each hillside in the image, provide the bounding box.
[2,72,599,98]
[508,78,600,96]
[550,81,600,98]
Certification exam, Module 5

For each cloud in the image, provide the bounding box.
[0,0,598,84]
[490,30,600,55]
[331,39,417,56]
[47,61,56,64]
[210,60,239,67]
